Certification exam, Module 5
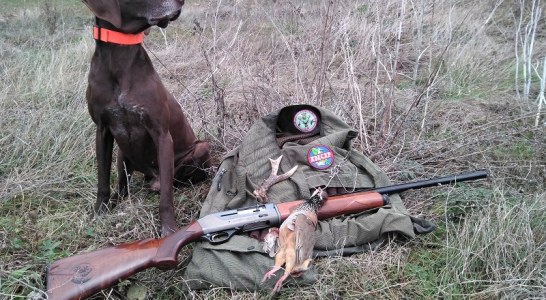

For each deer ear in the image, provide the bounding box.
[83,0,122,28]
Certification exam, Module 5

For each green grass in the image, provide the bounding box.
[401,190,546,299]
[493,140,536,161]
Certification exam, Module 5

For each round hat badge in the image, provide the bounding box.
[294,109,318,133]
[307,145,334,170]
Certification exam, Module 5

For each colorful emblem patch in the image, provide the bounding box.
[307,145,334,170]
[294,109,318,133]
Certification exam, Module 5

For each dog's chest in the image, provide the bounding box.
[102,101,152,142]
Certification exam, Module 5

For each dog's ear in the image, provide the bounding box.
[82,0,122,28]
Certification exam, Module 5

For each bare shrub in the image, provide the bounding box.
[41,0,59,35]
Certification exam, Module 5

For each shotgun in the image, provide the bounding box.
[46,170,487,299]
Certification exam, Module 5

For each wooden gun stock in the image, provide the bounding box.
[46,221,203,300]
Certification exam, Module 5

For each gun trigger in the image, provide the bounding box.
[203,229,239,245]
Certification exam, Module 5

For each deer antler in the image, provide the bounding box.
[253,155,298,203]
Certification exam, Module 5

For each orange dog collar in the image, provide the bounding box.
[93,26,144,45]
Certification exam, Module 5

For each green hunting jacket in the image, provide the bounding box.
[184,104,434,290]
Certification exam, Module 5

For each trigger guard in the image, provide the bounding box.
[203,229,239,245]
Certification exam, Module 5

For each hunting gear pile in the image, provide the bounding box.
[184,104,436,290]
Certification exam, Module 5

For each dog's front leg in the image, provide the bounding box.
[93,126,114,216]
[156,132,177,236]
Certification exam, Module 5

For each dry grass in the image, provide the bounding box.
[1,0,545,299]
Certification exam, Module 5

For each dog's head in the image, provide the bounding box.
[83,0,183,33]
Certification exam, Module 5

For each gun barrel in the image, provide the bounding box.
[374,170,487,195]
[374,170,488,195]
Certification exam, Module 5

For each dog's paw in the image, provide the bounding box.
[89,205,106,222]
[93,202,107,215]
[92,196,119,217]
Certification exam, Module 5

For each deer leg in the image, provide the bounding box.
[253,155,298,203]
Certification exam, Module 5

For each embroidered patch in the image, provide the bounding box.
[293,109,318,132]
[307,145,334,170]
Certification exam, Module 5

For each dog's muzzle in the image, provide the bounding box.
[150,10,181,28]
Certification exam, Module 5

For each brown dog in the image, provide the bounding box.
[83,0,211,236]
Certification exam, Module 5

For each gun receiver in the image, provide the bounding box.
[199,204,281,244]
